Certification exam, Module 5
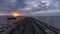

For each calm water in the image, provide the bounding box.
[0,16,60,29]
[34,16,60,29]
[0,16,17,29]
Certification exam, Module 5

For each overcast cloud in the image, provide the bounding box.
[0,0,60,16]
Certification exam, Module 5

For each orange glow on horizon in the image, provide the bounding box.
[12,12,22,17]
[0,14,8,16]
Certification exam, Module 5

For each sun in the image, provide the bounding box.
[12,12,21,17]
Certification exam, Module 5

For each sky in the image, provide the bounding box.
[0,0,60,16]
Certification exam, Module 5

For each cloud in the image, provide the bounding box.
[30,9,60,16]
[19,0,60,12]
[0,0,60,16]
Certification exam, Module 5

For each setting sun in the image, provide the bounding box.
[12,12,21,17]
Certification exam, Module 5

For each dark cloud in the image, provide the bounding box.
[0,0,60,16]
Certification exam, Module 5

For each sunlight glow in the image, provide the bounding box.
[12,12,21,17]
